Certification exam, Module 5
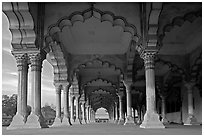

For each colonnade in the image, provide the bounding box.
[7,50,199,130]
[52,88,96,126]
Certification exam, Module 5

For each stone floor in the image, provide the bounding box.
[2,123,202,135]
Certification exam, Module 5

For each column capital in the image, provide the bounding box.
[184,81,195,92]
[122,80,132,92]
[13,53,28,71]
[140,50,157,70]
[62,82,71,93]
[28,52,43,71]
[54,84,62,94]
[74,94,80,99]
[80,101,86,105]
[161,96,167,100]
[117,92,124,102]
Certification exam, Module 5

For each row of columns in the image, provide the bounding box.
[159,82,198,125]
[8,52,48,130]
[52,89,96,126]
[8,50,198,129]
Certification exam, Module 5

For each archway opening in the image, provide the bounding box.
[95,107,109,123]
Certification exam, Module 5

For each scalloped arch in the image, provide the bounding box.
[44,7,140,46]
[3,2,36,50]
[159,9,202,48]
[48,42,68,82]
[74,58,124,78]
[190,53,202,81]
[155,58,186,78]
[84,78,116,88]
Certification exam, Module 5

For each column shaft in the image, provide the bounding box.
[124,82,135,125]
[115,103,118,123]
[62,84,72,126]
[81,102,86,124]
[70,95,74,122]
[140,51,164,128]
[63,88,68,117]
[26,53,48,128]
[52,85,62,127]
[184,83,198,125]
[188,90,193,115]
[74,95,81,124]
[56,87,61,118]
[118,94,124,124]
[7,54,28,130]
[161,97,168,123]
[86,105,89,123]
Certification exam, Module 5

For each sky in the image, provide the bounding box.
[2,13,56,106]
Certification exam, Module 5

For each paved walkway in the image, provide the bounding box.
[2,123,202,135]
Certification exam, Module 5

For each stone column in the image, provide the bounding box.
[140,51,164,128]
[73,95,81,124]
[161,96,168,123]
[70,95,75,124]
[7,53,28,130]
[88,107,92,123]
[26,53,48,128]
[86,105,90,123]
[52,84,62,127]
[62,84,72,126]
[184,82,198,125]
[90,109,93,123]
[123,81,135,125]
[81,101,86,124]
[114,102,119,123]
[93,110,95,122]
[117,92,124,125]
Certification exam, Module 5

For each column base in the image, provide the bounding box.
[114,120,118,124]
[25,113,49,128]
[7,113,26,130]
[86,120,90,124]
[162,117,169,124]
[184,115,199,125]
[124,116,135,125]
[72,118,81,124]
[140,112,165,129]
[81,119,86,124]
[109,119,115,123]
[118,118,125,125]
[62,117,72,126]
[52,117,62,127]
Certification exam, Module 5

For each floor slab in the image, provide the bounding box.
[2,123,202,135]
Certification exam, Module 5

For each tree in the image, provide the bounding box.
[2,94,17,116]
[41,104,56,119]
[2,94,31,117]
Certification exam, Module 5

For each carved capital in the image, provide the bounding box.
[122,80,132,92]
[13,53,28,71]
[184,81,195,92]
[62,83,71,93]
[75,94,80,100]
[117,92,124,99]
[140,50,157,70]
[80,101,86,105]
[28,52,43,71]
[54,84,62,94]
